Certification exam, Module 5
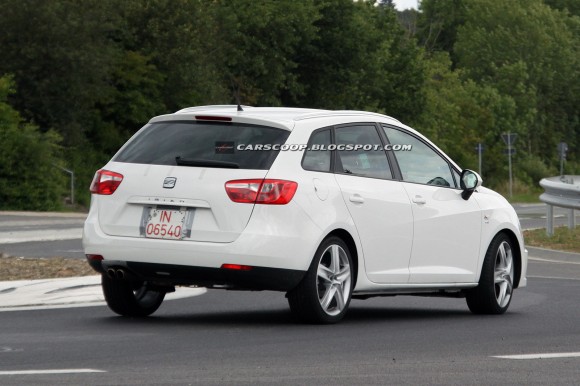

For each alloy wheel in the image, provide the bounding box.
[316,244,352,316]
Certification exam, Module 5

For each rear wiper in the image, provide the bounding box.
[175,157,239,169]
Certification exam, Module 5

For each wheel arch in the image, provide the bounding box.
[325,228,359,287]
[496,229,522,288]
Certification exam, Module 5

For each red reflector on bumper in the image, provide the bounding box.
[86,254,104,261]
[221,263,252,271]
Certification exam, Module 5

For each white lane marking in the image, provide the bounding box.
[527,246,580,256]
[520,215,566,220]
[0,369,105,375]
[492,352,580,360]
[0,302,107,312]
[528,275,580,281]
[0,211,87,218]
[0,219,86,227]
[0,228,82,244]
[529,257,580,265]
[0,274,206,312]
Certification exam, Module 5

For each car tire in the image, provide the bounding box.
[466,233,515,314]
[102,275,165,317]
[287,236,354,324]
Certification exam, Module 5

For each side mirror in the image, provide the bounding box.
[460,169,482,200]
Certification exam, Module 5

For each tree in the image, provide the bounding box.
[416,0,468,62]
[290,0,425,122]
[0,76,66,210]
[213,0,320,106]
[0,0,120,147]
[415,52,522,185]
[454,0,580,163]
[544,0,580,17]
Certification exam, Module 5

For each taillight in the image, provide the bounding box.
[225,179,298,205]
[90,170,124,195]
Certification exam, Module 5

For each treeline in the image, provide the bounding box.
[0,0,578,209]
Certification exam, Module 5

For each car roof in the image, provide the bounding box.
[149,105,401,131]
[146,105,461,172]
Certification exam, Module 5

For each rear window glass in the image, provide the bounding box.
[114,121,290,169]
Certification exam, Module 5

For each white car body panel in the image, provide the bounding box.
[83,106,528,303]
[402,182,482,283]
[335,174,413,284]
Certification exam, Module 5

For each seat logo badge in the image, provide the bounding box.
[163,177,177,189]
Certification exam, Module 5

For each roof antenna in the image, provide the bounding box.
[230,77,244,112]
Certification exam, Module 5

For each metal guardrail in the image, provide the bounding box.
[539,175,580,236]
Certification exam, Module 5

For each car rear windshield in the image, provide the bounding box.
[113,121,290,170]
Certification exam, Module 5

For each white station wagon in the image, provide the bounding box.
[83,106,528,323]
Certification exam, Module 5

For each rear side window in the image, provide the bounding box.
[335,125,392,180]
[114,121,290,170]
[302,129,332,172]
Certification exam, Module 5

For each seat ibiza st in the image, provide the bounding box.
[83,105,527,323]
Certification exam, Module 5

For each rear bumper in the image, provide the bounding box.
[83,201,322,290]
[91,259,305,291]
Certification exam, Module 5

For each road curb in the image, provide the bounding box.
[0,275,206,312]
[526,246,580,261]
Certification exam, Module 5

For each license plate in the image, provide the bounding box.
[144,208,187,240]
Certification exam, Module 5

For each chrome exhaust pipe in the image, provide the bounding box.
[106,269,116,279]
[116,269,125,280]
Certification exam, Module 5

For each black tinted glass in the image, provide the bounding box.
[302,130,332,172]
[382,126,454,187]
[114,121,290,170]
[335,125,392,179]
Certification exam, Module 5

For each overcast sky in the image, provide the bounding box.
[393,0,419,11]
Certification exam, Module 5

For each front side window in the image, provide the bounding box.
[383,126,455,187]
[114,121,290,170]
[335,125,392,179]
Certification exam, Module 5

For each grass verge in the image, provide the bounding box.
[0,254,96,281]
[524,226,580,253]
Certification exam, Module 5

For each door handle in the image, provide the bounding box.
[412,195,426,205]
[349,194,365,204]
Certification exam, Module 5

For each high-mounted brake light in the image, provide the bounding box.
[195,115,232,122]
[90,170,124,195]
[225,179,298,205]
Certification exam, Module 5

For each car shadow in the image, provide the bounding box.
[92,305,482,329]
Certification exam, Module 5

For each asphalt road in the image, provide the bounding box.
[0,212,84,258]
[1,208,580,384]
[0,238,83,258]
[1,259,579,385]
[513,203,580,230]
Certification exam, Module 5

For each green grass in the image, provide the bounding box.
[524,226,580,253]
[507,192,542,204]
[491,180,542,204]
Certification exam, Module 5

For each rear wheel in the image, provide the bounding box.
[466,233,515,314]
[287,236,353,324]
[102,275,165,317]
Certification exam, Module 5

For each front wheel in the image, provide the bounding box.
[287,237,354,324]
[102,275,165,317]
[466,233,515,314]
